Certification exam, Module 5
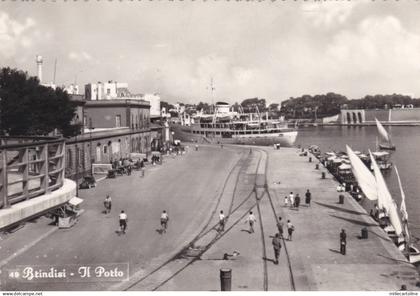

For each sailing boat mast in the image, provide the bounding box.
[395,166,410,252]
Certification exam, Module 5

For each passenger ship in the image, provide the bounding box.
[170,102,298,147]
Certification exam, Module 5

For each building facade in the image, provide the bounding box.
[64,99,155,180]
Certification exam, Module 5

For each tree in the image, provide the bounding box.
[0,67,79,137]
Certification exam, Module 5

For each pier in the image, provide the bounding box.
[0,144,418,291]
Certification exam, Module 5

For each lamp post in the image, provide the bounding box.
[74,114,81,197]
[89,118,94,169]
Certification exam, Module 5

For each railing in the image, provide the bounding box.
[0,137,66,209]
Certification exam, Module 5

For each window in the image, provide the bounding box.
[66,149,72,169]
[107,89,111,95]
[103,145,108,154]
[115,115,121,127]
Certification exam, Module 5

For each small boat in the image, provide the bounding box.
[370,151,392,171]
[375,118,396,150]
[394,166,420,265]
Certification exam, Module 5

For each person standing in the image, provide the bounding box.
[305,189,311,207]
[289,192,294,209]
[218,210,226,232]
[245,211,257,233]
[287,220,295,241]
[284,195,289,207]
[277,216,284,238]
[295,194,301,209]
[119,210,128,234]
[340,229,347,255]
[272,233,282,264]
[104,195,112,214]
[160,210,169,233]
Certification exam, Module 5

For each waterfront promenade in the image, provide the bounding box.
[0,145,419,291]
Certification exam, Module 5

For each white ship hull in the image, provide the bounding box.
[170,124,298,147]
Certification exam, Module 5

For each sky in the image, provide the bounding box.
[2,1,420,104]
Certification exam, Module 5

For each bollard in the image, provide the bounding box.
[361,227,368,239]
[315,164,319,170]
[321,172,326,179]
[339,194,344,204]
[220,268,232,291]
[309,157,312,162]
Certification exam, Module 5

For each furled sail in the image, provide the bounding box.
[375,118,390,143]
[346,145,377,201]
[395,166,410,243]
[370,151,403,236]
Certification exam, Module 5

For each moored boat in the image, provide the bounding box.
[170,102,298,147]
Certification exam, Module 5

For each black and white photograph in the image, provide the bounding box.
[1,0,420,292]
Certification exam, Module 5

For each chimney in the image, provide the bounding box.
[36,55,43,83]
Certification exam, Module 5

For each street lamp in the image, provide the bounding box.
[89,118,94,167]
[75,114,79,197]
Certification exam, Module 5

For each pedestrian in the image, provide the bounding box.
[295,194,301,209]
[245,211,257,233]
[276,216,284,238]
[218,210,225,232]
[287,220,295,241]
[195,144,198,151]
[119,210,128,234]
[272,233,282,264]
[289,192,294,209]
[340,229,347,255]
[284,196,288,207]
[305,189,311,207]
[160,210,169,233]
[104,195,112,214]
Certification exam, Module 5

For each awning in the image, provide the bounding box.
[69,197,84,206]
[372,151,389,157]
[339,163,352,170]
[327,156,336,161]
[151,151,161,156]
[332,158,342,163]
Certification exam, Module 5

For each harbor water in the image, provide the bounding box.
[296,125,420,246]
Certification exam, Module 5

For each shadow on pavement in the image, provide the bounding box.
[263,256,277,264]
[315,201,367,216]
[328,248,342,254]
[329,214,377,227]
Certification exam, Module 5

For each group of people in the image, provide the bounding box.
[284,190,312,209]
[103,195,169,235]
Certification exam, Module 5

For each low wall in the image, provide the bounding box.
[0,178,76,230]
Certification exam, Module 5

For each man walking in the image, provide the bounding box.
[104,195,112,214]
[119,210,128,234]
[295,193,301,209]
[277,216,284,238]
[245,211,257,233]
[287,220,295,241]
[160,210,169,233]
[340,229,347,255]
[305,189,312,207]
[218,210,226,232]
[272,233,282,264]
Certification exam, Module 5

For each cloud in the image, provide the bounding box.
[0,11,36,58]
[302,1,361,27]
[68,51,92,62]
[326,16,420,74]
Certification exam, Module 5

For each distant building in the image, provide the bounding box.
[84,81,161,117]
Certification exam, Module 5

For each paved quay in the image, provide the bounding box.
[0,144,419,291]
[155,145,420,291]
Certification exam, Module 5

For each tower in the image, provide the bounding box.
[36,55,43,83]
